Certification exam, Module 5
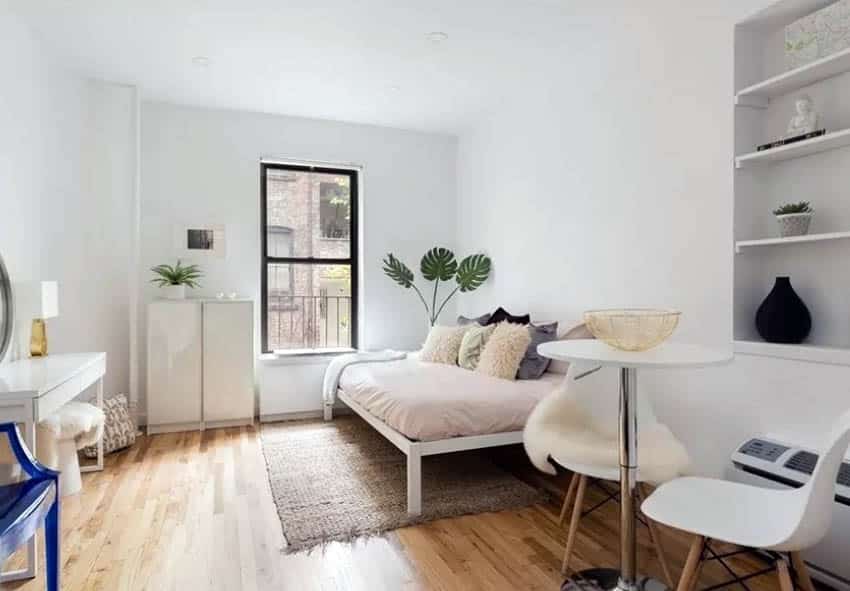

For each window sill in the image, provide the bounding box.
[259,347,356,366]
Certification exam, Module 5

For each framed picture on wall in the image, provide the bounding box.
[173,224,226,259]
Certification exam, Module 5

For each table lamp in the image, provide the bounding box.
[17,281,58,357]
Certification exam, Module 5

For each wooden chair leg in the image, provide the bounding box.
[791,552,816,591]
[677,536,705,591]
[561,474,588,575]
[558,472,579,525]
[777,558,794,591]
[638,484,674,588]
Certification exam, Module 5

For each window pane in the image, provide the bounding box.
[266,263,352,351]
[265,169,351,259]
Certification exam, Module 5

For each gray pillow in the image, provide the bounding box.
[457,313,491,326]
[517,322,559,380]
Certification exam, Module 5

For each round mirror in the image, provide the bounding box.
[0,253,12,362]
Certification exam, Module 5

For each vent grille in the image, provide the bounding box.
[839,463,850,488]
[739,439,789,462]
[785,451,818,475]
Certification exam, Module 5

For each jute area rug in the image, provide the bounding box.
[260,416,544,553]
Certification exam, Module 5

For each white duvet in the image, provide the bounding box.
[338,356,563,442]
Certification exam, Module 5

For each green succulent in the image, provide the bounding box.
[382,247,492,326]
[150,260,203,288]
[773,201,813,216]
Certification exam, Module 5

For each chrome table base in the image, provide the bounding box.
[561,568,668,591]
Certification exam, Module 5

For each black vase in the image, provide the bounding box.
[755,276,811,344]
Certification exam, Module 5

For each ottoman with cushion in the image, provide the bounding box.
[37,402,104,496]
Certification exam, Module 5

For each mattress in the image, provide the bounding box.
[338,357,563,442]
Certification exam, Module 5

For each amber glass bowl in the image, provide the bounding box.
[583,309,681,352]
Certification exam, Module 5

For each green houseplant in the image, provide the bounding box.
[382,247,491,326]
[772,201,813,238]
[150,260,203,300]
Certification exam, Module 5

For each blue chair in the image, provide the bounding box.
[0,422,60,591]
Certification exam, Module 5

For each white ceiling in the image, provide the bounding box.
[9,0,587,135]
[12,0,772,135]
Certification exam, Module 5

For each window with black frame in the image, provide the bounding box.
[260,163,358,353]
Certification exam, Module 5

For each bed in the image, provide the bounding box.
[331,355,564,515]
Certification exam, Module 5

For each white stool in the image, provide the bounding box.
[524,361,690,585]
[643,408,850,591]
[37,401,104,496]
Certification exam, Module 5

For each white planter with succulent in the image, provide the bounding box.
[150,260,203,300]
[773,201,813,238]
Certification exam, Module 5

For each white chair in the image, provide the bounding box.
[524,361,690,584]
[643,408,850,591]
[36,401,104,496]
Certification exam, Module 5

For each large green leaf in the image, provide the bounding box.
[382,253,415,288]
[420,247,457,282]
[455,254,491,292]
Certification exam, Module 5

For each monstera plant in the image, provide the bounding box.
[382,247,492,326]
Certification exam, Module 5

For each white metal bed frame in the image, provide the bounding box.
[332,390,524,516]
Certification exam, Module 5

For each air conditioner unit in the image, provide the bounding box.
[729,437,850,591]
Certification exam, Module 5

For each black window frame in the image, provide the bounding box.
[260,162,359,353]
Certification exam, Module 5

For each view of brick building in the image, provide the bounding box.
[265,168,352,350]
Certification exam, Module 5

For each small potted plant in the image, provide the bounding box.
[150,260,203,299]
[773,201,813,238]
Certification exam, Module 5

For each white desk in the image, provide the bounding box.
[0,352,106,582]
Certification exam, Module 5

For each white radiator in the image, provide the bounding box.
[728,436,850,591]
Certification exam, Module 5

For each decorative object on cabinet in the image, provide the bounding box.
[0,252,12,363]
[382,247,491,326]
[755,277,812,344]
[147,299,253,434]
[785,0,850,70]
[773,201,814,237]
[83,394,135,458]
[583,308,680,351]
[16,281,58,357]
[150,260,203,300]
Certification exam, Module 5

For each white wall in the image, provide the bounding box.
[0,3,138,401]
[454,0,850,477]
[140,102,457,417]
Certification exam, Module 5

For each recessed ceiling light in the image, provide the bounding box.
[426,31,448,43]
[389,85,401,92]
[192,56,211,68]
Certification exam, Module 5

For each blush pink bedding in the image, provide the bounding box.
[338,357,562,442]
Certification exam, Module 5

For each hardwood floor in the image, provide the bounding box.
[2,426,794,590]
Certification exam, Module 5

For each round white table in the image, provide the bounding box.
[538,339,732,591]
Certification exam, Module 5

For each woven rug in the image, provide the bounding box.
[260,416,544,553]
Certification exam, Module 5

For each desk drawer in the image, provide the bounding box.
[37,376,82,421]
[79,356,106,392]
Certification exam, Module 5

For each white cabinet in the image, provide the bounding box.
[203,301,254,422]
[147,300,253,434]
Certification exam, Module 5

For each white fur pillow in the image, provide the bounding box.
[476,322,532,380]
[420,325,469,364]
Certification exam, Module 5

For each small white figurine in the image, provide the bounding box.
[786,94,819,138]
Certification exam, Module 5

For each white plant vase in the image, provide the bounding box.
[776,213,812,238]
[160,284,186,300]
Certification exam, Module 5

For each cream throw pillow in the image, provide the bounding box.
[476,322,532,380]
[420,325,469,365]
[458,324,496,370]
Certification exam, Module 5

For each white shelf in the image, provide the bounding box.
[735,231,850,252]
[736,47,850,105]
[735,340,850,366]
[735,128,850,168]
